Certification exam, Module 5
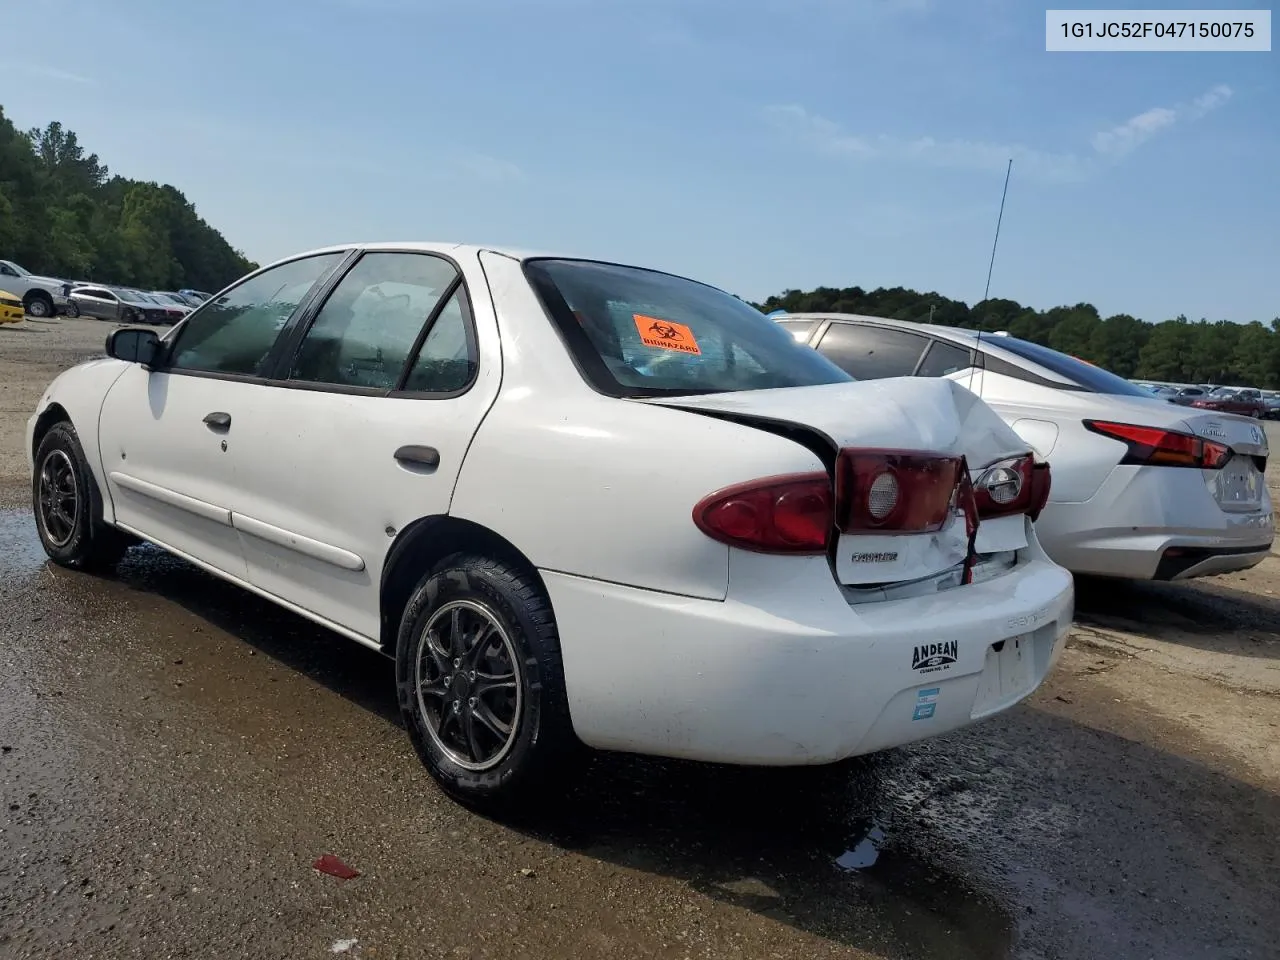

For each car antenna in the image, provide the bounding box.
[970,157,1013,395]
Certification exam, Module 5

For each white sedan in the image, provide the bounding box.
[28,244,1073,809]
[775,313,1275,580]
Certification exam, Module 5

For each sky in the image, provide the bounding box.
[2,0,1276,324]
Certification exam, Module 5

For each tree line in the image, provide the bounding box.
[0,106,256,293]
[756,285,1280,389]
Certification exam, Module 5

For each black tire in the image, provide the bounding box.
[24,294,53,318]
[121,307,136,323]
[395,553,578,812]
[32,422,132,571]
[64,302,80,318]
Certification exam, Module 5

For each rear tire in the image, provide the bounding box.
[33,422,132,571]
[395,554,578,813]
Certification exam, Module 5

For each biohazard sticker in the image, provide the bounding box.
[633,314,701,355]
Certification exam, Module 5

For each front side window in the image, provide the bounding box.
[0,263,18,277]
[168,253,344,376]
[289,252,459,391]
[524,259,850,397]
[816,323,929,380]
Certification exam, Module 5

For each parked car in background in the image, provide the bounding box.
[1191,387,1266,419]
[1168,385,1208,406]
[774,312,1274,582]
[121,290,187,324]
[178,288,212,302]
[0,288,25,324]
[26,243,1074,810]
[67,285,175,325]
[1141,383,1179,400]
[0,259,73,317]
[1260,391,1280,420]
[151,291,202,310]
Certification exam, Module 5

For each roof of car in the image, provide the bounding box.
[279,242,563,265]
[774,312,993,344]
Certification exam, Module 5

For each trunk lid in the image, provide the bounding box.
[640,378,1035,585]
[1178,410,1269,512]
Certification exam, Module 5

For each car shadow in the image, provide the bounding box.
[1073,574,1280,659]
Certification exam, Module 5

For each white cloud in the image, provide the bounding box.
[769,84,1234,182]
[764,104,1088,183]
[1091,86,1230,158]
[6,62,93,84]
[1090,106,1179,158]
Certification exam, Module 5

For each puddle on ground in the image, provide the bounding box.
[836,818,888,871]
[0,508,49,576]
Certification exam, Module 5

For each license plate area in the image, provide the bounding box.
[971,633,1036,718]
[1213,455,1263,511]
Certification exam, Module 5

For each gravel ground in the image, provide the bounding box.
[2,315,1278,959]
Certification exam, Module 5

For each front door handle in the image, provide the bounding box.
[203,412,232,431]
[393,445,440,470]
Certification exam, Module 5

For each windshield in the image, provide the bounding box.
[524,259,852,397]
[988,336,1154,397]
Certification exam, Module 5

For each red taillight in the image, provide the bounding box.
[834,450,963,534]
[692,473,832,554]
[971,454,1052,521]
[1083,420,1230,469]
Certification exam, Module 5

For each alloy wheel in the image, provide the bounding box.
[414,599,522,771]
[38,449,79,548]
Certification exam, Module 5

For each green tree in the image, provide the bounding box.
[0,105,255,291]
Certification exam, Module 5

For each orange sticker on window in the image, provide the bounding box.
[633,314,701,355]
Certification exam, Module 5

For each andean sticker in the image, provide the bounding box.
[911,640,957,673]
[633,314,701,355]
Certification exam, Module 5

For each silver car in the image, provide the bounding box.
[67,286,171,324]
[775,312,1274,581]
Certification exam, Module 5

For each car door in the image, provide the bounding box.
[72,288,117,320]
[812,321,931,380]
[224,249,501,641]
[97,252,349,579]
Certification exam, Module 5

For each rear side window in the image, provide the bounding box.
[524,259,850,397]
[989,336,1152,397]
[917,339,973,377]
[815,323,929,379]
[402,287,478,393]
[289,252,459,391]
[169,253,344,376]
[776,318,819,342]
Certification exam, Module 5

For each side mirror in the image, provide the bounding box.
[106,327,161,367]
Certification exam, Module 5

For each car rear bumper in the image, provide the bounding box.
[1034,463,1274,579]
[544,541,1073,765]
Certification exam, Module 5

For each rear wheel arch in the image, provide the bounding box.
[379,515,548,654]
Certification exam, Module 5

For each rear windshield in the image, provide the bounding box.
[989,336,1152,398]
[524,259,852,397]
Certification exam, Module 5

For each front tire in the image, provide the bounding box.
[64,302,80,318]
[24,294,53,318]
[395,554,577,812]
[33,422,131,570]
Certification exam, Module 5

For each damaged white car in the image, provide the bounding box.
[27,244,1074,809]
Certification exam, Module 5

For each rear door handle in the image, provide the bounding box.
[203,412,232,431]
[393,445,440,470]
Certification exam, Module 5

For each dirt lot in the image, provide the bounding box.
[2,315,1279,959]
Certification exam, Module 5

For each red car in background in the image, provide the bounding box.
[1190,387,1266,418]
